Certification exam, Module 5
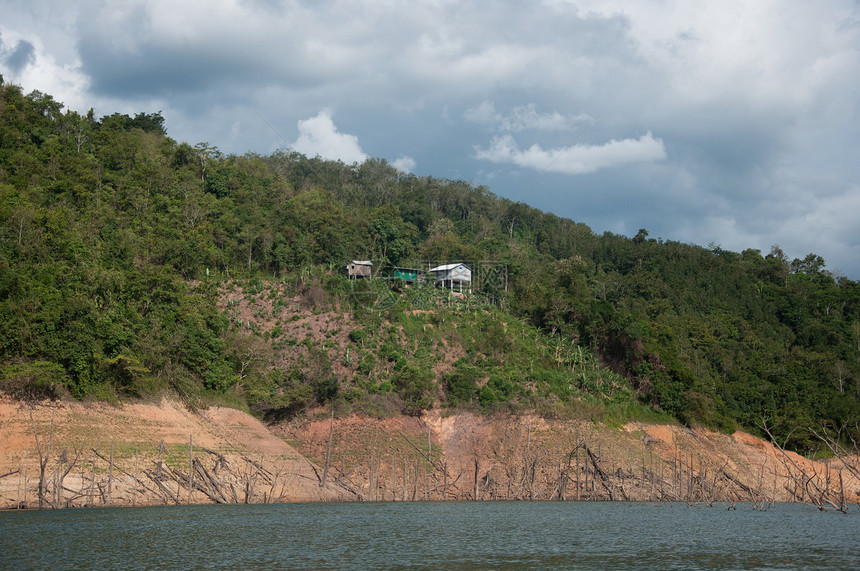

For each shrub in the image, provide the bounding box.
[357,352,376,376]
[394,365,435,415]
[488,374,515,402]
[0,361,67,401]
[445,363,482,405]
[478,385,497,406]
[204,363,237,393]
[315,377,340,403]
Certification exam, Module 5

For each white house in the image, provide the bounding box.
[428,263,471,293]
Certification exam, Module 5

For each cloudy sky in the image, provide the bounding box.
[2,1,859,277]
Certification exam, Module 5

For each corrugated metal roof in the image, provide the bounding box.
[429,263,469,272]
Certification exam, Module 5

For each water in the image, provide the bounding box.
[1,502,857,570]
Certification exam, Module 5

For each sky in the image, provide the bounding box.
[2,0,859,277]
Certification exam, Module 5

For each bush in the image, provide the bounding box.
[316,377,340,403]
[488,374,515,402]
[0,361,67,401]
[478,385,497,406]
[394,366,435,415]
[357,352,376,376]
[204,363,237,393]
[102,354,152,395]
[445,363,482,405]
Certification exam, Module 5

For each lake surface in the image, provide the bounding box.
[1,501,857,570]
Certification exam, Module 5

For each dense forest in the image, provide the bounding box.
[2,78,859,453]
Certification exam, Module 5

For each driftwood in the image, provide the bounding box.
[395,430,448,474]
[810,425,860,496]
[584,444,614,501]
[243,456,275,485]
[90,447,162,502]
[29,407,54,509]
[157,459,234,504]
[8,405,857,509]
[718,468,757,502]
[201,448,229,475]
[143,463,183,505]
[192,458,230,504]
[760,421,846,513]
[329,464,364,498]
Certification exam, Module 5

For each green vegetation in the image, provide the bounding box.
[1,78,858,452]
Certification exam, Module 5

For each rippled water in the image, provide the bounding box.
[2,501,857,570]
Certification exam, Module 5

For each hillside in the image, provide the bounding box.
[214,275,651,422]
[1,79,859,457]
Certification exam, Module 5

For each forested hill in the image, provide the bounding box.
[2,79,859,453]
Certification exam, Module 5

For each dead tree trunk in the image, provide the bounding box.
[321,404,335,488]
[188,434,194,505]
[584,444,614,501]
[760,420,845,512]
[29,406,54,509]
[107,442,114,506]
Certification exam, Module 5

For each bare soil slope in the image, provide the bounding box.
[279,408,860,507]
[2,395,857,510]
[0,395,355,509]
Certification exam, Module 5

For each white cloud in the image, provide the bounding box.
[292,110,367,165]
[0,24,89,112]
[392,155,417,174]
[474,132,667,175]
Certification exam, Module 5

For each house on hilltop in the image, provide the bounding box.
[428,263,471,293]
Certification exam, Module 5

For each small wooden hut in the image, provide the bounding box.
[346,260,373,279]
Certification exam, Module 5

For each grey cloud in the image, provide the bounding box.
[76,33,327,99]
[1,36,36,73]
[73,0,639,104]
[74,2,353,99]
